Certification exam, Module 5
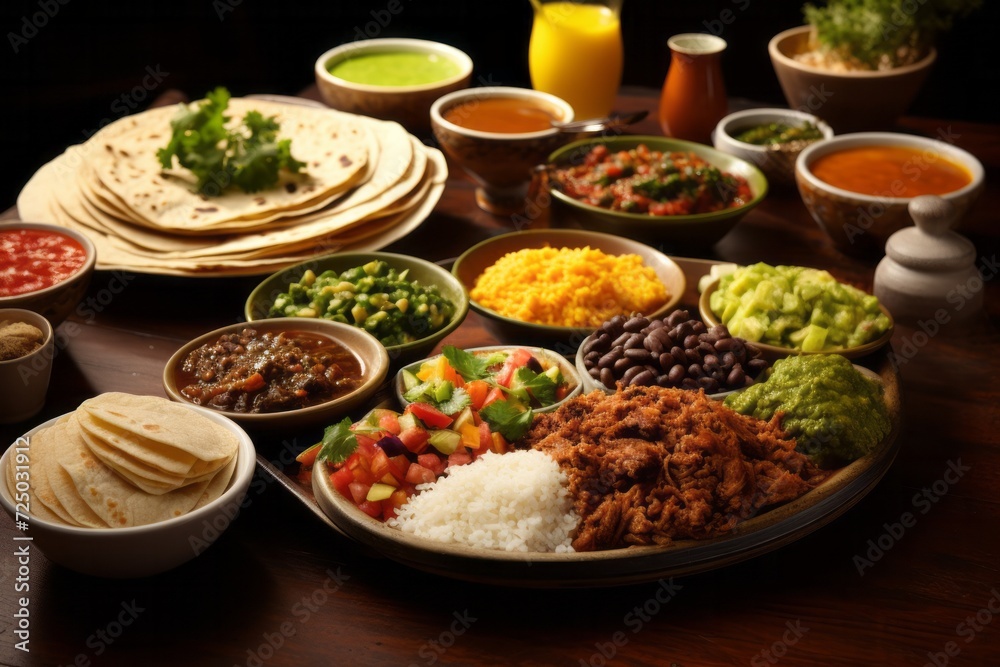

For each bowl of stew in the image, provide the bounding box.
[0,222,96,326]
[795,132,985,257]
[545,136,767,250]
[162,318,390,432]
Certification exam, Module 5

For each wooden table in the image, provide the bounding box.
[1,90,998,667]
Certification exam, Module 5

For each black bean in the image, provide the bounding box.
[624,333,644,349]
[698,376,719,392]
[652,327,673,345]
[747,357,769,373]
[630,369,655,386]
[710,324,729,339]
[681,377,699,389]
[621,365,644,385]
[657,374,672,388]
[611,331,633,348]
[645,319,665,331]
[598,349,621,369]
[683,334,700,349]
[730,339,746,359]
[600,367,615,388]
[688,364,705,378]
[584,350,601,365]
[721,351,736,369]
[614,357,632,373]
[670,345,685,360]
[588,367,601,379]
[623,316,649,332]
[698,340,716,355]
[691,320,707,335]
[685,348,701,363]
[583,333,610,355]
[714,337,736,352]
[668,364,686,383]
[728,365,745,387]
[624,348,652,362]
[659,351,675,369]
[644,335,663,354]
[666,310,688,326]
[703,354,719,371]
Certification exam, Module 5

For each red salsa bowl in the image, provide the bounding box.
[0,223,96,325]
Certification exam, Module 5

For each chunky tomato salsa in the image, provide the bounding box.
[550,143,754,215]
[0,228,88,297]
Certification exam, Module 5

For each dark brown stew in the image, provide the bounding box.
[176,328,363,414]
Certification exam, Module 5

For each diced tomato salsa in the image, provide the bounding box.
[550,143,754,215]
[0,229,88,297]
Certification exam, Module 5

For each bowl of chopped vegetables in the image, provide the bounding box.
[245,252,468,365]
[698,262,894,361]
[395,345,581,424]
[713,108,833,188]
[545,136,767,249]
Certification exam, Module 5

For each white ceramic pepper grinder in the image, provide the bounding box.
[874,195,982,326]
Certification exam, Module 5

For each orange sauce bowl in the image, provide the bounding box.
[795,132,984,258]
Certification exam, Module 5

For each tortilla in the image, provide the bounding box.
[17,393,241,528]
[15,96,445,276]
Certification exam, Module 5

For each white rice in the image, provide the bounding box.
[387,450,579,553]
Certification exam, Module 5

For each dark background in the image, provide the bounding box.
[2,0,997,211]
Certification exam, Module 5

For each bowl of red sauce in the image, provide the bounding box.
[795,132,984,257]
[162,318,390,432]
[0,222,96,326]
[430,86,574,215]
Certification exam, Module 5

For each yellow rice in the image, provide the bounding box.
[469,245,668,327]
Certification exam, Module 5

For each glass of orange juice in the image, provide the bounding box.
[528,0,624,120]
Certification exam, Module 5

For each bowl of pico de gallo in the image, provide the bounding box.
[544,136,768,249]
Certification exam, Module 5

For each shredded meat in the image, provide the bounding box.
[519,386,828,551]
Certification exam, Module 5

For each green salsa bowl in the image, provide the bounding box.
[546,136,768,250]
[315,38,473,134]
[245,252,469,366]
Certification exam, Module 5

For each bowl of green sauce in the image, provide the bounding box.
[315,38,473,134]
[713,108,833,187]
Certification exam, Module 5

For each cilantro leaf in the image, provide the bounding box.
[480,400,535,442]
[436,386,471,416]
[404,380,471,416]
[157,86,306,196]
[317,417,358,465]
[512,366,558,407]
[442,346,491,381]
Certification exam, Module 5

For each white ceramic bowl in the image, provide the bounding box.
[0,405,256,578]
[795,131,984,257]
[315,38,473,133]
[713,108,833,187]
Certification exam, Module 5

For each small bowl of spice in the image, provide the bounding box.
[0,308,54,424]
[0,222,96,326]
[162,318,390,432]
[713,108,833,188]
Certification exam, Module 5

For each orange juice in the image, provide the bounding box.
[528,2,623,119]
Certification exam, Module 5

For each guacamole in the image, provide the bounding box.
[724,354,890,468]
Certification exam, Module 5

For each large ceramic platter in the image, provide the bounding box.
[311,356,901,588]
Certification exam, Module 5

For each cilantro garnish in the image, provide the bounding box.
[156,87,306,196]
[404,380,471,415]
[317,417,358,464]
[512,366,558,406]
[442,346,492,381]
[480,400,535,442]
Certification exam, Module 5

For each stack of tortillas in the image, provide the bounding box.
[6,393,240,528]
[16,96,446,276]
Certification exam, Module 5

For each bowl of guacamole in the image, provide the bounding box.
[724,354,891,468]
[315,38,473,134]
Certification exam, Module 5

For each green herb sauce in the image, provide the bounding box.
[328,52,462,86]
[732,122,823,146]
[724,354,890,468]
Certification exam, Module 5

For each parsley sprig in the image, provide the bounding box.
[156,87,306,196]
